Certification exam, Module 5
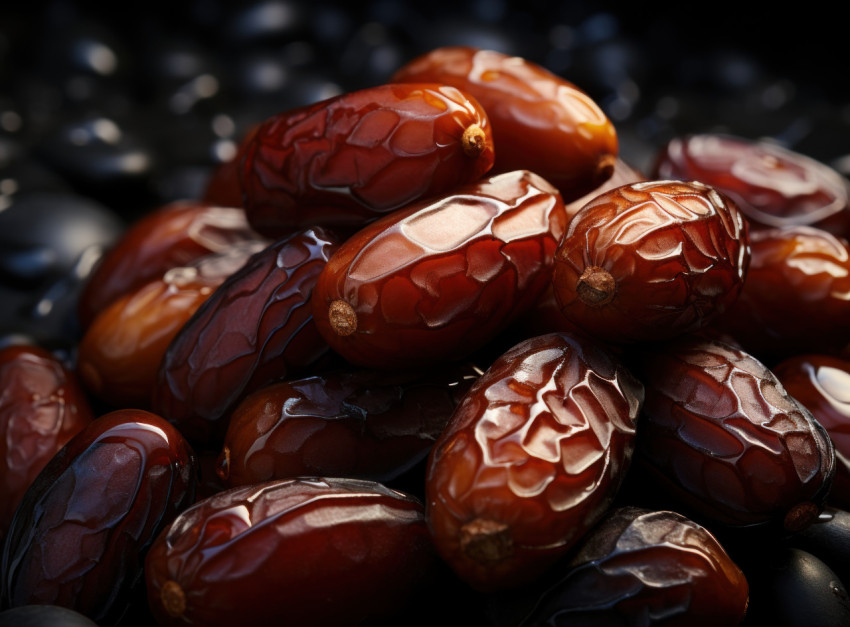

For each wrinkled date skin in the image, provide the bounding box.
[76,239,268,409]
[426,332,644,591]
[239,82,495,237]
[216,361,482,487]
[145,477,437,627]
[0,345,93,540]
[521,507,749,627]
[652,133,850,237]
[152,227,340,447]
[634,336,835,531]
[77,201,259,329]
[391,46,618,203]
[772,354,850,509]
[0,409,197,626]
[311,170,567,369]
[714,225,850,362]
[553,179,750,344]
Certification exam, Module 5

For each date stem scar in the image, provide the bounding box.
[784,501,820,532]
[461,124,487,158]
[460,517,513,564]
[577,266,616,306]
[161,580,187,617]
[329,300,358,336]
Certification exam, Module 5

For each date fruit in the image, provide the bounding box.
[553,179,750,344]
[392,45,618,203]
[152,227,340,446]
[426,331,643,591]
[144,477,436,627]
[239,82,495,237]
[0,409,197,626]
[634,336,835,531]
[311,169,567,369]
[520,507,749,626]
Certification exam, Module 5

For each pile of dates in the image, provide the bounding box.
[4,5,850,627]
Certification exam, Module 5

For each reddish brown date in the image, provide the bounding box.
[553,179,750,344]
[311,169,567,370]
[714,225,850,362]
[0,409,197,626]
[77,201,259,329]
[634,336,835,531]
[239,82,495,237]
[0,345,93,540]
[392,46,618,203]
[652,133,850,236]
[216,361,481,487]
[152,227,340,447]
[426,331,643,591]
[521,507,749,626]
[772,354,850,510]
[76,239,268,409]
[144,477,437,627]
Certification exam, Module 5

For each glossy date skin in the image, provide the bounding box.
[714,225,850,362]
[521,507,749,626]
[77,201,259,329]
[311,169,567,370]
[239,82,495,237]
[772,354,850,509]
[76,239,268,409]
[152,227,340,447]
[144,477,437,627]
[391,46,618,203]
[553,179,750,344]
[634,336,835,531]
[652,133,850,236]
[216,361,481,487]
[0,409,197,626]
[426,331,643,592]
[0,345,93,541]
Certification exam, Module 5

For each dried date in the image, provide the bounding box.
[426,331,643,591]
[144,477,436,626]
[240,82,495,237]
[310,169,566,370]
[392,45,618,203]
[0,409,197,626]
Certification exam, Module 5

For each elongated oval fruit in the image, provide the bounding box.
[311,169,567,370]
[553,179,750,344]
[521,507,749,626]
[634,336,835,531]
[392,46,618,203]
[0,409,197,626]
[426,331,643,591]
[144,477,436,627]
[152,227,340,447]
[240,82,495,237]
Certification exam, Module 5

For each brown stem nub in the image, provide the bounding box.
[459,518,513,565]
[328,299,357,336]
[577,266,616,306]
[461,124,487,158]
[161,580,187,618]
[784,501,820,533]
[215,446,230,483]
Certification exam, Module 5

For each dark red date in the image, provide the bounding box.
[144,477,436,626]
[521,507,749,626]
[152,227,340,447]
[634,336,835,531]
[239,82,495,237]
[553,179,750,344]
[392,46,619,203]
[311,169,567,370]
[216,361,481,487]
[0,409,197,626]
[0,345,93,541]
[426,331,643,591]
